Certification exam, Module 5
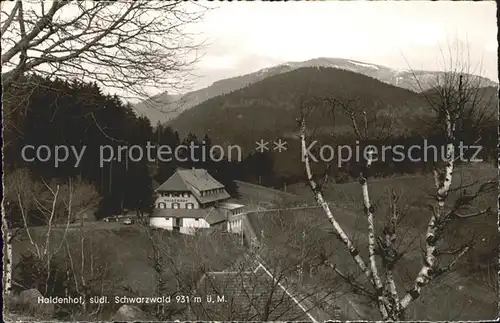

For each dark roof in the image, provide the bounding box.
[156,168,230,204]
[191,262,317,321]
[195,191,231,204]
[156,172,189,191]
[179,168,225,190]
[150,208,227,225]
[204,208,227,225]
[156,168,225,192]
[218,202,245,210]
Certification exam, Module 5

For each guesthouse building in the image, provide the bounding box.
[150,168,244,234]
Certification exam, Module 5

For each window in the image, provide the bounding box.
[172,203,180,209]
[184,192,189,197]
[187,203,194,209]
[195,218,199,221]
[158,202,166,209]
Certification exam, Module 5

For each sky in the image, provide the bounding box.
[1,1,497,99]
[187,1,498,91]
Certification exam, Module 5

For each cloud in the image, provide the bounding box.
[197,55,239,70]
[187,1,497,89]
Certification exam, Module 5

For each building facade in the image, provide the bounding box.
[220,202,245,233]
[150,168,244,234]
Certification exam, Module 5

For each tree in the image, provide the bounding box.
[62,230,119,318]
[395,41,495,313]
[2,74,159,219]
[241,151,275,186]
[154,126,181,182]
[130,209,331,321]
[160,222,331,321]
[1,0,207,100]
[213,208,342,321]
[58,176,100,226]
[3,168,100,297]
[299,45,496,319]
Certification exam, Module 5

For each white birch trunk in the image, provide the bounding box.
[399,113,455,310]
[300,119,374,285]
[385,191,400,316]
[360,149,389,319]
[3,215,13,295]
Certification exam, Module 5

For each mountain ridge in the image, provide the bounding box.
[134,57,497,125]
[165,66,429,151]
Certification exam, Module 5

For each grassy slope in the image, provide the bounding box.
[287,163,497,258]
[13,227,153,293]
[10,165,496,320]
[12,226,246,319]
[246,164,497,320]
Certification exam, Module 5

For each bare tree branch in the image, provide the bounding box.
[2,1,208,100]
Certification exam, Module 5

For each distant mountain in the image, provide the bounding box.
[134,57,497,125]
[166,67,428,153]
[169,67,497,179]
[132,92,183,126]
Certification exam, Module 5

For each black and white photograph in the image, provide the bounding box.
[1,0,498,321]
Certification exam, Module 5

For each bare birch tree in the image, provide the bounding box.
[3,168,99,297]
[1,0,207,99]
[3,168,46,295]
[119,221,244,320]
[63,231,117,319]
[2,208,14,295]
[299,48,496,319]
